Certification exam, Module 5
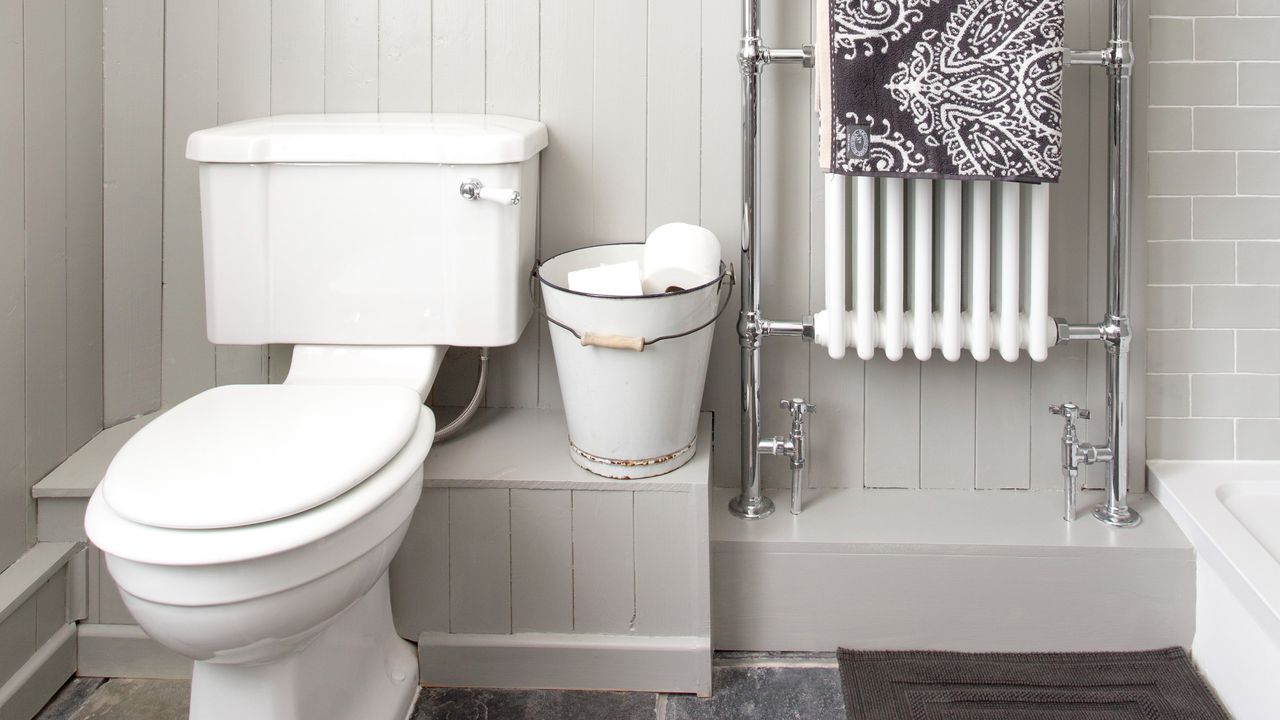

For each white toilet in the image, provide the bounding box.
[84,114,547,720]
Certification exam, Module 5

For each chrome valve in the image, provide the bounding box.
[1050,402,1090,424]
[781,398,816,422]
[1050,402,1108,522]
[758,398,815,515]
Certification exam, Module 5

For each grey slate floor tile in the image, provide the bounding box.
[411,687,658,719]
[664,665,846,720]
[34,660,847,719]
[34,678,106,720]
[65,678,189,720]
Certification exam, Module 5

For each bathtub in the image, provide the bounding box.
[1150,461,1280,720]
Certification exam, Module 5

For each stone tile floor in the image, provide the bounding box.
[36,654,845,720]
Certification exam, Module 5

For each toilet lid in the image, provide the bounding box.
[101,384,423,530]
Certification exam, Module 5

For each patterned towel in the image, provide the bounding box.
[818,0,1065,183]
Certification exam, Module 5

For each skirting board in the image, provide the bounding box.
[0,624,76,720]
[77,624,192,680]
[418,632,712,697]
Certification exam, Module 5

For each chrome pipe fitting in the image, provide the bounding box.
[738,35,763,74]
[1054,318,1105,344]
[1066,49,1105,66]
[764,45,815,67]
[759,316,816,341]
[758,399,816,516]
[782,399,815,515]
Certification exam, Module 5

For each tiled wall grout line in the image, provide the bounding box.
[1147,1,1280,460]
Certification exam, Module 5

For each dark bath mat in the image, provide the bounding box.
[837,647,1228,720]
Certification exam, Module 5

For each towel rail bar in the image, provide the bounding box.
[729,0,1139,528]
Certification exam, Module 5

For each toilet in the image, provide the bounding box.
[84,114,547,720]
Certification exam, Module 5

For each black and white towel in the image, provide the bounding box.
[818,0,1065,183]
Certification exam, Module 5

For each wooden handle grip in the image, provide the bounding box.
[580,333,645,352]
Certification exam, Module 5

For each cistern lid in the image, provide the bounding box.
[101,385,422,530]
[186,113,549,165]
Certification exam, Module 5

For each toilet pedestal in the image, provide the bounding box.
[189,573,417,720]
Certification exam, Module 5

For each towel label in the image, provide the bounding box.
[847,124,871,159]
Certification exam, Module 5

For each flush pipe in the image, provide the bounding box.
[1052,0,1140,528]
[431,347,489,442]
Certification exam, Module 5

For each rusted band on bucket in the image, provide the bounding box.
[568,437,697,468]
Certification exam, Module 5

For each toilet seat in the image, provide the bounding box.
[102,384,423,530]
[86,392,435,570]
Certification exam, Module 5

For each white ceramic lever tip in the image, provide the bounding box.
[478,187,521,206]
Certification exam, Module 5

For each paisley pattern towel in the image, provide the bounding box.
[819,0,1064,183]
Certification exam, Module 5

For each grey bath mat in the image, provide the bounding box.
[838,647,1229,719]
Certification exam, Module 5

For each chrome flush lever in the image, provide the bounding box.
[459,178,521,206]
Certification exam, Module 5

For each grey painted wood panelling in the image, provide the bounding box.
[160,0,218,408]
[390,488,449,639]
[0,0,29,570]
[103,0,163,424]
[391,411,714,644]
[0,0,105,571]
[111,0,1135,495]
[448,488,512,635]
[65,0,105,455]
[570,490,635,634]
[23,0,69,503]
[510,489,573,633]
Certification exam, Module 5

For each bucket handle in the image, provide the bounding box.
[531,264,736,352]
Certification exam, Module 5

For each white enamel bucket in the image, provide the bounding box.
[538,244,731,479]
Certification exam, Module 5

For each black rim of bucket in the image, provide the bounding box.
[537,242,725,300]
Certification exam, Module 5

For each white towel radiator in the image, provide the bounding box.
[814,177,1054,363]
[730,0,1141,529]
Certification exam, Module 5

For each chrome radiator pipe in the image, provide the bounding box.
[1094,0,1140,528]
[729,0,774,519]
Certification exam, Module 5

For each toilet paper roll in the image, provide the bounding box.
[642,223,721,294]
[567,260,644,296]
[641,267,716,295]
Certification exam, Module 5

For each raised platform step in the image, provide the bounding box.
[710,485,1194,652]
[31,407,715,695]
[32,407,1195,679]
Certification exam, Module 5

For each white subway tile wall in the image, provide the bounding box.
[1148,0,1280,459]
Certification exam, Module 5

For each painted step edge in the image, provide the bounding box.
[418,631,712,698]
[0,624,76,720]
[31,410,711,499]
[710,486,1191,556]
[33,414,157,498]
[0,543,78,625]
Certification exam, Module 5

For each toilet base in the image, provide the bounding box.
[189,572,418,720]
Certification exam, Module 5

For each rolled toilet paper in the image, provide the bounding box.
[642,223,721,294]
[566,260,644,296]
[641,267,717,295]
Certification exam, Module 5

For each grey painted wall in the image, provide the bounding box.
[0,0,104,571]
[1145,0,1280,460]
[112,0,1143,495]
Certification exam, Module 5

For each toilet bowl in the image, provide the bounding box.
[86,113,547,720]
[86,375,439,720]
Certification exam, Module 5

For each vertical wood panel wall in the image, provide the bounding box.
[107,0,1128,496]
[0,0,104,571]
